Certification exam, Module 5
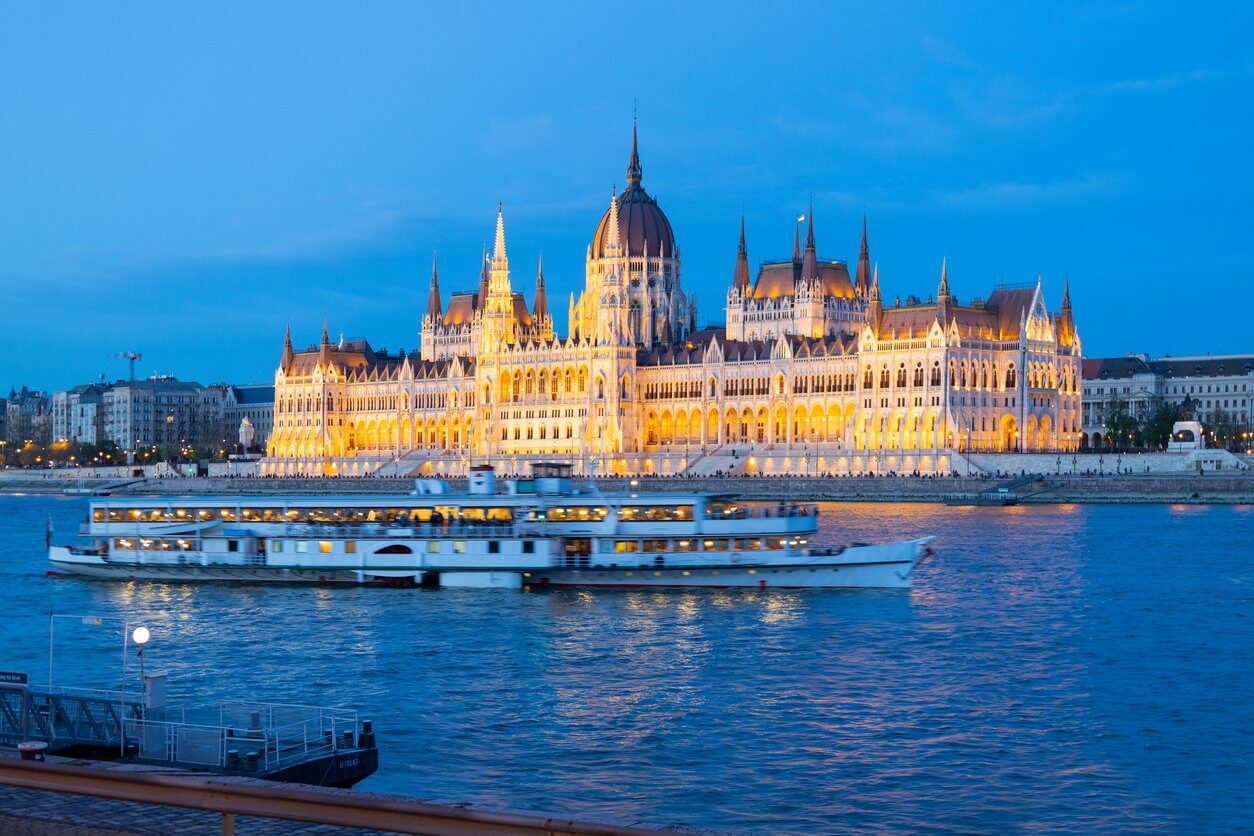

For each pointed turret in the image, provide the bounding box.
[732,212,751,292]
[281,323,294,372]
[477,244,489,308]
[492,202,507,267]
[1058,273,1076,347]
[626,117,642,189]
[318,316,332,366]
[425,250,442,321]
[800,203,818,283]
[867,263,883,331]
[533,251,549,321]
[936,257,951,325]
[854,213,872,295]
[605,190,623,264]
[792,217,802,261]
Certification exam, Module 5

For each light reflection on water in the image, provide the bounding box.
[0,495,1250,832]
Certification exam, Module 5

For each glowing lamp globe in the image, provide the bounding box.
[132,626,151,645]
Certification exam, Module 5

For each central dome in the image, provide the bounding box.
[591,127,676,260]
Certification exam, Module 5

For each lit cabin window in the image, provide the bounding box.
[272,541,283,553]
[702,539,729,551]
[614,541,640,553]
[545,506,608,522]
[319,541,332,554]
[619,506,693,522]
[345,541,356,554]
[427,541,441,553]
[453,541,467,554]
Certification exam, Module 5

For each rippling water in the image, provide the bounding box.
[1,495,1250,832]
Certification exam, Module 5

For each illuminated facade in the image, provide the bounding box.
[265,128,1081,476]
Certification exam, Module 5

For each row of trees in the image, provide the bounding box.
[0,439,232,469]
[1101,397,1251,451]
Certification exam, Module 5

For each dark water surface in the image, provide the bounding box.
[1,496,1250,833]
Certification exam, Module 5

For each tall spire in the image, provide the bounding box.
[938,256,951,299]
[626,116,642,189]
[1059,273,1076,346]
[425,250,442,321]
[800,203,818,283]
[855,213,872,295]
[318,316,332,365]
[493,202,507,266]
[533,251,549,321]
[281,322,294,372]
[867,262,883,332]
[477,244,489,307]
[606,190,622,258]
[792,217,802,261]
[732,212,751,291]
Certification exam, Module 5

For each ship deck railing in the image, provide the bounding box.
[1,682,361,774]
[703,503,819,520]
[125,699,360,772]
[267,521,539,539]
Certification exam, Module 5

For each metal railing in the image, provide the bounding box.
[0,759,660,835]
[703,503,819,520]
[278,521,522,538]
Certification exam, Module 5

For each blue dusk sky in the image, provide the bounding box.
[1,2,1251,392]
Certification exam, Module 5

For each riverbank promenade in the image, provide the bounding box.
[0,752,656,835]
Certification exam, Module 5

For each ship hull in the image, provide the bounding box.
[49,540,929,589]
[530,559,914,589]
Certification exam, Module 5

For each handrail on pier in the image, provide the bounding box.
[0,758,661,835]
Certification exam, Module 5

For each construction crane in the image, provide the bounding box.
[112,352,142,381]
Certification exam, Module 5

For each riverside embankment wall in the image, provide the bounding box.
[3,472,1252,503]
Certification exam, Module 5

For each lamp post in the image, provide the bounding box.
[132,626,150,685]
[48,614,151,756]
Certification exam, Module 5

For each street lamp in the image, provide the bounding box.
[132,626,150,683]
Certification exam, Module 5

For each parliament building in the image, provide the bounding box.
[265,128,1082,476]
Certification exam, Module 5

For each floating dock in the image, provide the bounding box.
[0,672,377,789]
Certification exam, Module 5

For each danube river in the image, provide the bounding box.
[1,496,1250,832]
